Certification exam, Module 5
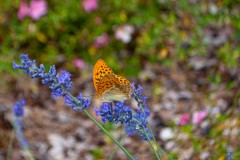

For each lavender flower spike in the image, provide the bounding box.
[13,54,90,110]
[64,93,90,111]
[95,102,133,124]
[226,151,233,160]
[12,99,28,148]
[131,82,147,109]
[95,94,152,140]
[13,99,26,117]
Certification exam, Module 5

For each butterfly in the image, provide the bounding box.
[93,59,133,102]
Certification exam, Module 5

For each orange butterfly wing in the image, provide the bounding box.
[93,59,133,101]
[93,59,114,94]
[115,75,131,86]
[97,74,119,95]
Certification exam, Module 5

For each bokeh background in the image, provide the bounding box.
[1,0,240,159]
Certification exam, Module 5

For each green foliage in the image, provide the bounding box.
[103,122,114,131]
[1,0,240,76]
[180,125,193,133]
[90,147,105,159]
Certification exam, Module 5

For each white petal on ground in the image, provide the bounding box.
[159,127,174,141]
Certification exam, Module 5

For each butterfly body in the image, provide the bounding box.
[93,59,133,102]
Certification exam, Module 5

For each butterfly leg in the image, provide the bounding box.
[111,101,114,108]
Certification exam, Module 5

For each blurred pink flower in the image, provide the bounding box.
[179,114,190,126]
[72,59,85,69]
[192,110,208,124]
[29,0,47,20]
[82,0,98,13]
[18,1,30,20]
[95,17,102,25]
[17,0,47,20]
[94,34,109,48]
[115,25,134,43]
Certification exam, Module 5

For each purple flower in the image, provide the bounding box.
[29,0,47,20]
[18,1,30,20]
[139,128,153,140]
[95,103,113,123]
[124,109,149,135]
[226,151,233,160]
[12,100,28,148]
[64,93,90,111]
[95,86,152,140]
[125,121,152,140]
[179,113,190,126]
[192,110,208,124]
[94,106,100,116]
[50,70,72,97]
[82,0,98,13]
[13,99,26,117]
[131,83,148,110]
[95,102,132,124]
[41,66,56,85]
[126,84,152,140]
[13,54,37,76]
[13,54,90,110]
[93,34,110,48]
[114,102,133,124]
[13,54,72,98]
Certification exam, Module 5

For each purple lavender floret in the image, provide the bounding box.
[131,83,147,108]
[64,93,90,111]
[95,102,132,124]
[13,99,26,117]
[13,54,90,110]
[95,84,153,140]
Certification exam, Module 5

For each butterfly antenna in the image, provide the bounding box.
[83,95,95,99]
[83,94,101,100]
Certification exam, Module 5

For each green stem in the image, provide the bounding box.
[142,128,161,160]
[147,125,174,160]
[135,98,162,160]
[108,149,118,160]
[7,129,15,160]
[13,119,35,160]
[24,147,35,160]
[83,110,134,160]
[108,135,126,160]
[136,100,168,159]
